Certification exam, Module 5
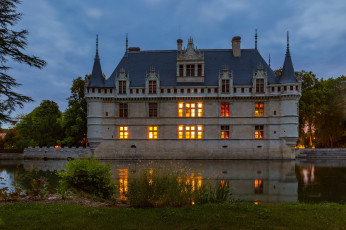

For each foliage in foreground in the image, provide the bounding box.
[127,168,231,207]
[0,0,46,124]
[0,203,345,230]
[58,158,116,200]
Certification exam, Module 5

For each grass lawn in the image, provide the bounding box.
[0,202,344,230]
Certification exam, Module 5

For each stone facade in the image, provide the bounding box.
[86,34,301,159]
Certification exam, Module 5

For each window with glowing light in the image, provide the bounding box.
[255,125,264,139]
[178,125,203,139]
[254,179,263,194]
[148,126,158,139]
[221,125,229,139]
[255,102,264,117]
[178,102,203,117]
[221,102,230,117]
[119,126,129,139]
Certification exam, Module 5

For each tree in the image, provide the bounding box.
[59,76,88,147]
[16,100,63,147]
[0,0,46,124]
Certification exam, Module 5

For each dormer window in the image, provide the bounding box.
[176,37,205,82]
[256,79,264,93]
[149,80,157,94]
[119,81,126,94]
[222,80,230,93]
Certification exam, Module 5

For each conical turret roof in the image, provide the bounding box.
[280,32,297,83]
[88,35,104,87]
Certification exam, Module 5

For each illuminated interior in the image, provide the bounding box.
[178,102,203,117]
[119,126,129,139]
[255,125,264,139]
[148,126,158,139]
[221,125,229,139]
[178,125,203,139]
[221,102,230,117]
[255,102,264,117]
[254,179,263,194]
[118,169,128,201]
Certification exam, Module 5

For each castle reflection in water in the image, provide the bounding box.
[1,158,343,203]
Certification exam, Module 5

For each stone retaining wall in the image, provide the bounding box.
[23,147,92,160]
[296,148,346,158]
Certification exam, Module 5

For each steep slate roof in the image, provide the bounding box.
[102,49,278,87]
[280,46,297,84]
[88,36,104,87]
[279,33,297,84]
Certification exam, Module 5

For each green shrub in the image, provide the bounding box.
[127,168,231,207]
[58,158,116,199]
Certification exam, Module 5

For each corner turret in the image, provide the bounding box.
[280,32,297,83]
[88,35,104,87]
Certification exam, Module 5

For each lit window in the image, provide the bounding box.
[179,102,203,117]
[149,103,157,117]
[221,79,230,93]
[221,125,229,139]
[119,103,128,118]
[178,125,183,139]
[149,80,157,94]
[255,102,264,117]
[197,125,203,139]
[254,179,263,194]
[197,102,203,117]
[255,125,264,139]
[119,126,129,139]
[221,102,230,117]
[256,79,264,93]
[186,126,195,139]
[178,102,184,117]
[148,126,158,139]
[119,81,126,94]
[178,125,203,139]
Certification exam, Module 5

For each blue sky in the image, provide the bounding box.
[5,0,346,125]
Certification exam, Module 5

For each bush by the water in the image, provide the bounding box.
[58,158,116,199]
[127,168,231,207]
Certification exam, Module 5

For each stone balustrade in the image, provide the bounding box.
[23,146,92,160]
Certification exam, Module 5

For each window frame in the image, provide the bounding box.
[119,81,127,94]
[149,103,158,117]
[149,80,157,94]
[221,79,230,93]
[119,103,128,118]
[221,125,230,139]
[255,79,264,93]
[148,126,158,139]
[119,126,129,139]
[221,102,230,117]
[255,102,264,117]
[255,125,264,139]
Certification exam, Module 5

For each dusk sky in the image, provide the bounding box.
[6,0,346,126]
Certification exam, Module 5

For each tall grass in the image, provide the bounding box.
[127,168,231,207]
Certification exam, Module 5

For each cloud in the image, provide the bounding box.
[198,0,249,22]
[84,7,103,19]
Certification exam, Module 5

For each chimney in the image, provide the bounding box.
[232,36,241,57]
[177,39,183,51]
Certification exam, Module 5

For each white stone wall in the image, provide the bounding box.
[86,91,300,159]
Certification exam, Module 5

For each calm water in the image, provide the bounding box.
[0,159,345,204]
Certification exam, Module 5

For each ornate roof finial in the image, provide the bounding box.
[255,29,258,50]
[96,34,99,58]
[286,31,291,57]
[269,53,271,67]
[126,33,128,52]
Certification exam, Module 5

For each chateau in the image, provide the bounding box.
[85,33,301,159]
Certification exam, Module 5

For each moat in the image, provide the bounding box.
[0,159,345,204]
